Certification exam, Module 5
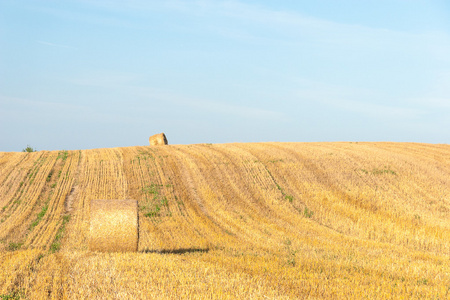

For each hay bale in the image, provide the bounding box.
[149,133,168,146]
[89,199,138,252]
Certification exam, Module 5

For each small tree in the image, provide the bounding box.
[22,145,37,152]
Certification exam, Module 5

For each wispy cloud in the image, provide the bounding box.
[0,94,142,125]
[36,1,450,57]
[160,0,450,62]
[409,71,450,110]
[293,78,424,120]
[29,3,138,29]
[328,98,424,120]
[0,95,88,114]
[68,71,140,88]
[63,67,286,121]
[179,97,286,120]
[411,97,450,109]
[128,86,286,121]
[37,40,75,49]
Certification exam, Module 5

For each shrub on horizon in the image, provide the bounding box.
[22,145,37,152]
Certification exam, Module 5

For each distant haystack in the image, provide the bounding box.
[149,133,168,146]
[89,199,138,252]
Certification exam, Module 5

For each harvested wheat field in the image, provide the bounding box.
[0,142,449,299]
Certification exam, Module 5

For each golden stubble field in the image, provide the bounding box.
[0,142,449,299]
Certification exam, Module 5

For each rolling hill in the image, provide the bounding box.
[1,142,449,299]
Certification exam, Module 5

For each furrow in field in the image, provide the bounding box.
[182,144,296,249]
[0,152,58,242]
[159,147,216,250]
[164,144,309,252]
[0,152,43,217]
[120,146,152,203]
[227,143,357,247]
[303,142,450,247]
[235,143,393,246]
[243,142,450,254]
[312,142,450,224]
[121,146,166,251]
[125,145,231,251]
[0,152,26,182]
[164,145,247,249]
[63,148,128,251]
[373,142,450,165]
[25,150,80,250]
[124,145,218,251]
[0,153,32,208]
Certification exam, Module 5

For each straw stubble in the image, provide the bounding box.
[89,199,138,252]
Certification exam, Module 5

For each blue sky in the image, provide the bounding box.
[1,0,449,151]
